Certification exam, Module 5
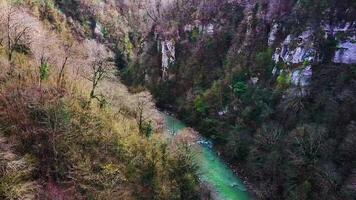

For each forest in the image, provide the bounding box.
[0,0,355,200]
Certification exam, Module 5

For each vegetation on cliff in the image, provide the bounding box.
[120,0,356,199]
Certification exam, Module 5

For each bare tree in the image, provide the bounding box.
[57,42,76,87]
[84,40,114,104]
[0,6,32,63]
[89,57,113,99]
[145,0,164,23]
[135,96,152,137]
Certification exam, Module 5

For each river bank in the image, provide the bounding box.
[215,147,258,200]
[161,112,250,200]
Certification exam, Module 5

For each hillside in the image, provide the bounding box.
[0,1,200,199]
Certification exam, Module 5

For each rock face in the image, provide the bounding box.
[161,40,175,78]
[269,20,355,96]
[291,66,312,87]
[333,41,356,64]
[324,22,356,64]
[94,22,104,40]
[271,21,356,65]
[204,23,215,35]
[272,30,317,64]
[184,21,215,35]
[268,23,279,46]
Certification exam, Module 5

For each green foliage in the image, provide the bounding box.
[123,34,133,57]
[190,27,200,42]
[193,95,208,114]
[140,120,153,137]
[120,61,146,87]
[225,128,250,161]
[242,87,276,125]
[232,81,247,96]
[101,26,109,38]
[276,71,291,89]
[12,43,31,55]
[39,63,50,81]
[255,48,273,77]
[302,60,310,68]
[200,117,220,139]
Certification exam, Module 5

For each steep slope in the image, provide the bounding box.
[0,1,200,199]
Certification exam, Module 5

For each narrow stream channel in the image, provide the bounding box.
[163,114,250,200]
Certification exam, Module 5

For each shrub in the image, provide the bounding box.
[255,48,273,77]
[193,95,208,114]
[39,63,50,81]
[190,27,200,42]
[276,71,291,89]
[0,153,39,200]
[232,81,247,96]
[0,80,200,199]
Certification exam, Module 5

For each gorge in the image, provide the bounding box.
[0,0,355,200]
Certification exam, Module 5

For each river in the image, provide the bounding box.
[163,114,250,200]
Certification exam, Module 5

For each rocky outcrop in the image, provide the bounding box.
[271,21,356,65]
[334,41,356,64]
[160,40,175,78]
[290,66,312,87]
[268,20,355,96]
[268,23,279,46]
[271,30,317,64]
[324,22,356,64]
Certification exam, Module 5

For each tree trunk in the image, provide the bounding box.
[58,57,68,86]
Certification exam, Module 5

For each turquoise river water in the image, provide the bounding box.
[163,114,250,200]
